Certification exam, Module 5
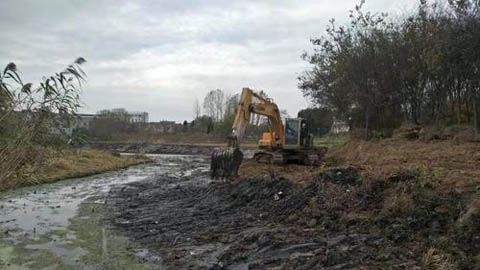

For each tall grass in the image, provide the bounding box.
[0,58,86,190]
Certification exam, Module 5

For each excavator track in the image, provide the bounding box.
[253,151,283,165]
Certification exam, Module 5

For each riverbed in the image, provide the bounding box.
[0,154,208,269]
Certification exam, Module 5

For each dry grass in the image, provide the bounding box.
[326,139,480,193]
[237,159,322,184]
[381,184,415,217]
[1,148,150,192]
[238,138,480,193]
[422,248,456,270]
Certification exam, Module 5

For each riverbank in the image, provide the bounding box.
[87,141,260,155]
[0,148,150,192]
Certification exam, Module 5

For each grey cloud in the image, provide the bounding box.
[1,0,418,121]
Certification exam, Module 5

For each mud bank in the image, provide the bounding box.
[107,162,479,269]
[88,142,217,155]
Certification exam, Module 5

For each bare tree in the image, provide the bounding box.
[203,89,225,122]
[193,98,201,119]
[224,94,239,119]
[214,89,224,121]
[203,91,216,120]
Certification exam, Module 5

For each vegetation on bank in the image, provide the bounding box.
[0,148,149,192]
[299,0,480,139]
[0,59,150,192]
[314,134,350,148]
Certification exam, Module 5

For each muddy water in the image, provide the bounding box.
[0,154,209,269]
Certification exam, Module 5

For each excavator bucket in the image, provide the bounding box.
[210,147,243,179]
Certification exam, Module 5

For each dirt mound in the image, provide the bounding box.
[443,125,478,142]
[237,159,321,184]
[393,123,422,140]
[391,124,479,142]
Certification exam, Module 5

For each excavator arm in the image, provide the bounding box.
[229,88,284,149]
[211,87,285,179]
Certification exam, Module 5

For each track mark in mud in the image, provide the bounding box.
[108,163,480,269]
[107,165,383,269]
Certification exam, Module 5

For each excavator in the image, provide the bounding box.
[210,88,327,179]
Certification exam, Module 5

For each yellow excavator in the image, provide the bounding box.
[210,88,326,179]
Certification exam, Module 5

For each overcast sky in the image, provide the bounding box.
[1,0,418,122]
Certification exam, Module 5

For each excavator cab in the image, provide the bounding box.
[284,118,313,149]
[259,119,311,149]
[285,118,301,147]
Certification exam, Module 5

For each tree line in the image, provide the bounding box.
[299,0,480,138]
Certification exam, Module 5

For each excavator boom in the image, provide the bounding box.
[229,88,284,148]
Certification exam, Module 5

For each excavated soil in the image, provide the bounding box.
[106,152,480,269]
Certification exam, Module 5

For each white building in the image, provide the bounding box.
[129,112,149,123]
[73,114,96,130]
[330,118,350,134]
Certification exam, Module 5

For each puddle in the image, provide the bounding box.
[25,237,88,266]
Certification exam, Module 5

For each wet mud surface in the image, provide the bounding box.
[0,154,206,269]
[108,160,480,269]
[1,150,478,269]
[107,165,386,269]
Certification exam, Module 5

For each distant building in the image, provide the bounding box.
[45,109,151,136]
[128,111,149,123]
[50,113,97,136]
[148,121,177,133]
[72,114,96,130]
[330,118,350,134]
